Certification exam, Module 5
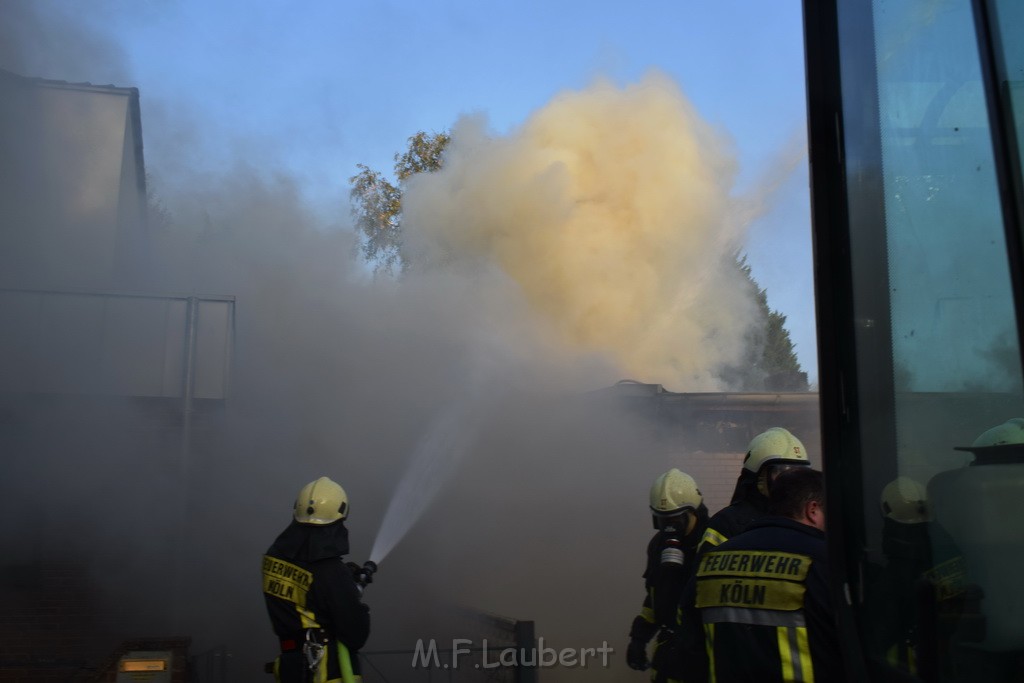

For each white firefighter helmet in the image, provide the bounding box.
[294,476,349,525]
[650,468,702,517]
[743,427,810,473]
[880,477,930,524]
[955,418,1024,452]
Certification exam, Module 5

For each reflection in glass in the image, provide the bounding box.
[853,0,1024,679]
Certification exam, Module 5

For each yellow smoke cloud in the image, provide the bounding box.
[403,72,763,390]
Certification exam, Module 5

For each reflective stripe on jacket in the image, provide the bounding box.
[691,517,842,683]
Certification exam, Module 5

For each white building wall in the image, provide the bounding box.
[0,74,142,290]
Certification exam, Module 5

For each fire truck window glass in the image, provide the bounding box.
[855,0,1024,679]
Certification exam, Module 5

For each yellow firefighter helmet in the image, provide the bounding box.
[293,476,349,525]
[880,477,930,524]
[650,468,702,517]
[743,427,810,473]
[955,418,1024,452]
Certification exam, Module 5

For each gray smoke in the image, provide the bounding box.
[0,4,796,682]
[142,163,659,681]
[0,0,129,85]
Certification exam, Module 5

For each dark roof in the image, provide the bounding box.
[598,380,819,412]
[0,67,137,96]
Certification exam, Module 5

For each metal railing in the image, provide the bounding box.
[190,646,231,683]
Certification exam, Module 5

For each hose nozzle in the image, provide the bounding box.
[354,560,377,590]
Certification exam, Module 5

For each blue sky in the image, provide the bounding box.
[28,0,817,382]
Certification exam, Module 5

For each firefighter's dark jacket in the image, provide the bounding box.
[863,518,979,673]
[698,470,766,554]
[681,516,843,683]
[643,503,710,629]
[263,520,371,654]
[630,504,709,682]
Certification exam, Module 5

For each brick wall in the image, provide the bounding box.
[623,403,822,517]
[0,563,190,683]
[681,451,748,515]
[0,562,108,682]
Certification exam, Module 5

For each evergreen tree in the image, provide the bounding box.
[739,258,809,391]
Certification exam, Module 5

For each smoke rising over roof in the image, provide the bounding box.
[0,0,128,86]
[142,172,671,682]
[405,73,760,389]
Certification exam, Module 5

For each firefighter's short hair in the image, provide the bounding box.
[768,467,825,520]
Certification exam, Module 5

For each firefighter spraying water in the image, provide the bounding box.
[259,395,482,681]
[262,477,374,683]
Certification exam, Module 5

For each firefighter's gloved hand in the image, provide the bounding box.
[626,639,649,671]
[359,567,374,586]
[346,562,361,578]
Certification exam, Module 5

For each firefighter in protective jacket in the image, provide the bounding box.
[682,467,842,683]
[628,468,709,682]
[263,477,371,683]
[698,427,810,555]
[864,476,979,676]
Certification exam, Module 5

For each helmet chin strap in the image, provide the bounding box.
[756,469,771,498]
[683,510,697,536]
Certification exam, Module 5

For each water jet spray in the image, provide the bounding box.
[369,399,481,565]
